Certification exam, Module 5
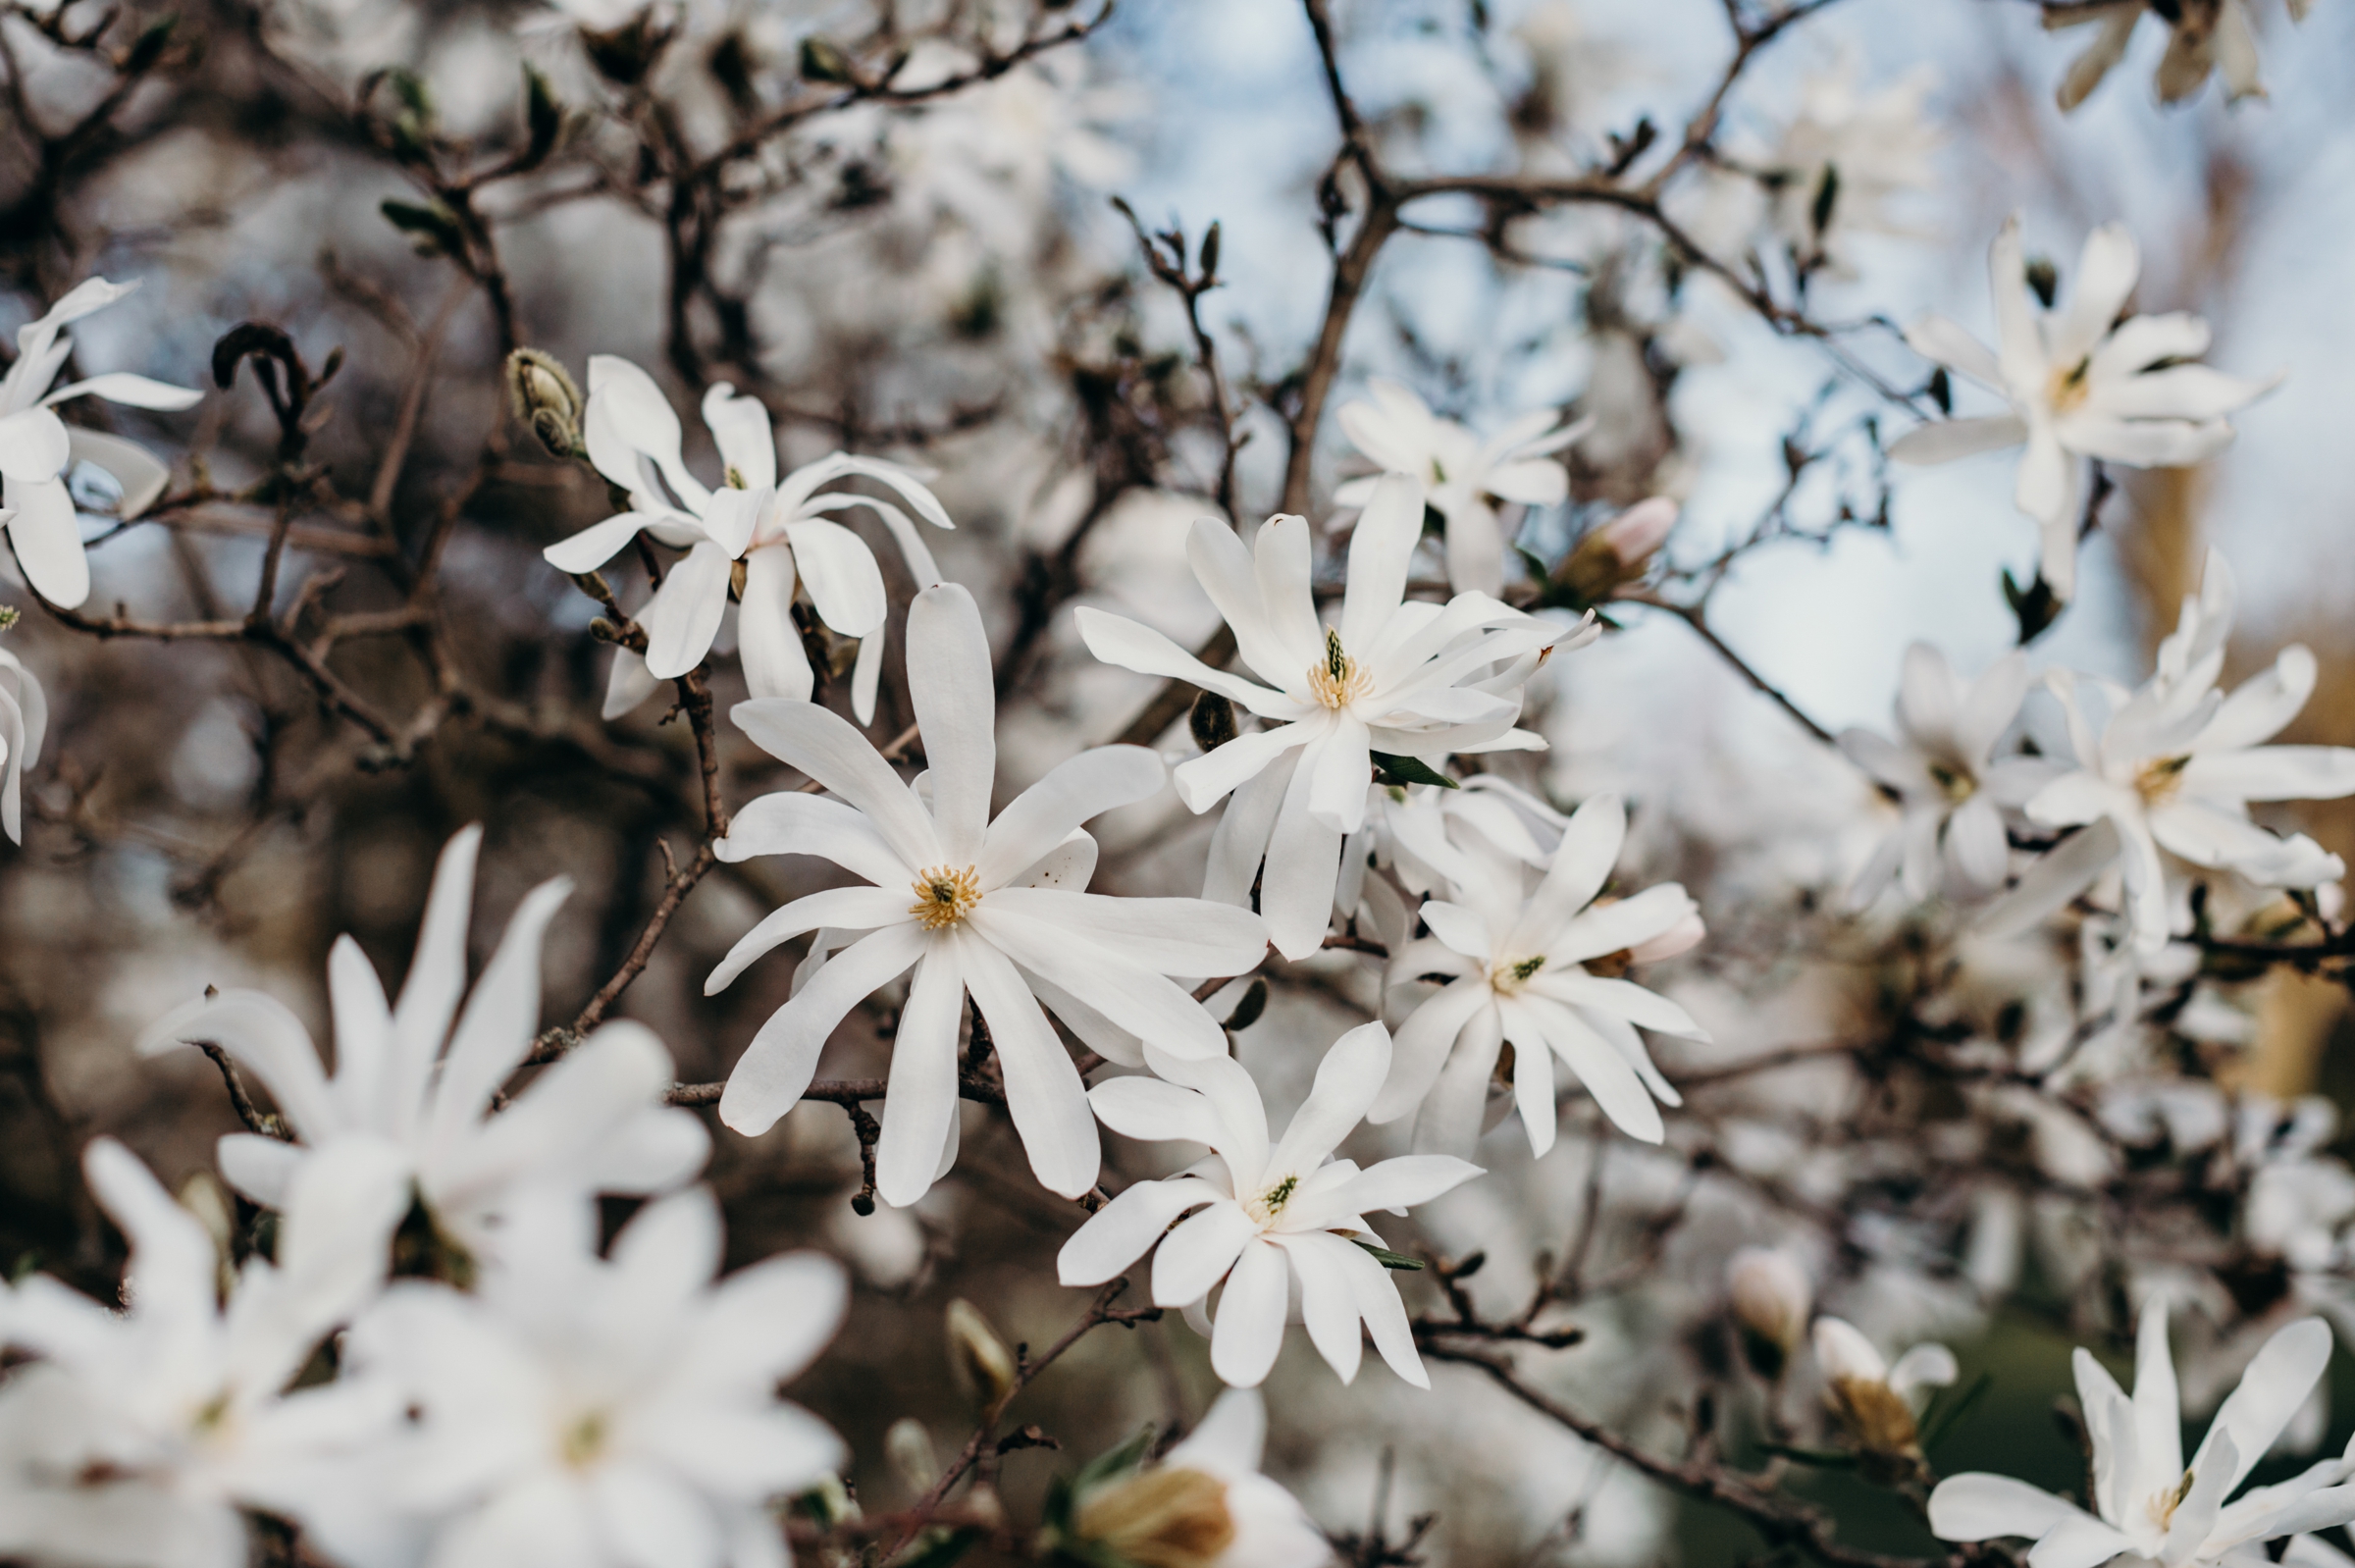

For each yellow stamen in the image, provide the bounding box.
[1306,627,1370,709]
[909,865,983,930]
[561,1411,607,1468]
[2135,755,2190,806]
[1490,954,1545,995]
[2047,356,2093,416]
[1926,759,1977,804]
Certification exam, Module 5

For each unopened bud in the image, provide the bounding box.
[1727,1246,1810,1380]
[1073,1466,1236,1568]
[796,1474,860,1528]
[505,348,583,459]
[178,1171,236,1300]
[885,1418,939,1498]
[1188,689,1237,755]
[1813,1318,1940,1471]
[945,1297,1019,1413]
[1554,497,1678,605]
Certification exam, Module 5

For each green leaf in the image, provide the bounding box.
[1070,1423,1157,1497]
[1369,752,1457,791]
[1755,1441,1858,1469]
[1920,1371,1994,1451]
[380,199,463,258]
[522,66,562,167]
[2001,567,2064,646]
[1352,1240,1425,1272]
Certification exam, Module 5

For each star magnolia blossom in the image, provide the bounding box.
[1058,1021,1481,1389]
[1375,793,1705,1155]
[316,1186,847,1568]
[706,581,1268,1205]
[1333,379,1582,596]
[544,355,953,723]
[1928,1300,2355,1568]
[0,1138,408,1568]
[1812,1318,1957,1457]
[1839,644,2054,908]
[0,278,202,609]
[1983,553,2355,954]
[1075,476,1584,962]
[1067,1389,1330,1568]
[138,825,709,1260]
[0,646,45,845]
[2049,0,2307,113]
[1888,218,2276,600]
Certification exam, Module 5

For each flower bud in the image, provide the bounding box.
[504,347,583,458]
[885,1418,939,1498]
[1813,1318,1921,1466]
[1553,497,1678,605]
[1727,1246,1811,1380]
[945,1297,1019,1414]
[1073,1466,1237,1568]
[1188,689,1238,755]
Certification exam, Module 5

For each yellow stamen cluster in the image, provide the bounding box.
[909,864,983,930]
[1926,759,1977,804]
[2047,356,2094,416]
[1245,1174,1298,1227]
[1490,954,1545,995]
[2135,755,2191,806]
[561,1411,608,1468]
[1306,626,1370,709]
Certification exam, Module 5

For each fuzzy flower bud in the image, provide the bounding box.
[504,347,583,459]
[1727,1246,1811,1380]
[946,1297,1019,1414]
[1813,1318,1956,1481]
[1554,497,1679,605]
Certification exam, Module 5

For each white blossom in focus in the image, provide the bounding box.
[1929,1300,2355,1568]
[544,355,953,723]
[1059,1022,1481,1389]
[1982,553,2355,954]
[1066,1390,1332,1568]
[1333,379,1581,596]
[706,581,1268,1205]
[1839,645,2054,908]
[0,279,202,609]
[1375,793,1706,1155]
[138,825,710,1261]
[0,645,45,845]
[1888,218,2276,600]
[0,1138,409,1568]
[1076,476,1584,961]
[315,1186,846,1568]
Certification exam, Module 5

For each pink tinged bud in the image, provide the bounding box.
[1597,497,1679,570]
[1628,912,1704,965]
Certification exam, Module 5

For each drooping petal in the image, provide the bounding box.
[781,518,889,638]
[1279,1228,1366,1384]
[957,931,1100,1199]
[5,474,89,607]
[1058,1176,1225,1286]
[718,922,927,1136]
[137,989,340,1143]
[1155,1201,1260,1307]
[1928,1475,2104,1544]
[874,945,968,1208]
[1258,753,1344,962]
[1209,1237,1291,1387]
[716,789,911,887]
[735,546,812,706]
[639,539,733,679]
[1887,415,2029,465]
[706,886,914,994]
[544,511,665,574]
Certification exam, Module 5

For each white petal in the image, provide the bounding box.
[736,547,812,705]
[1505,793,1624,954]
[907,584,996,863]
[1928,1475,2102,1543]
[1156,1201,1260,1307]
[1370,977,1492,1125]
[1268,1020,1391,1175]
[706,885,913,995]
[782,518,889,637]
[977,746,1164,887]
[956,931,1100,1198]
[719,922,926,1136]
[639,539,733,678]
[715,790,909,887]
[427,874,574,1138]
[544,510,661,573]
[1339,475,1424,654]
[6,475,88,607]
[701,382,776,491]
[1209,1237,1291,1387]
[1888,415,2029,465]
[875,945,968,1207]
[1075,606,1297,719]
[137,989,340,1142]
[730,698,941,870]
[1259,753,1344,961]
[1058,1176,1224,1286]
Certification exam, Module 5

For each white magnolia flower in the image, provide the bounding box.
[1374,793,1706,1155]
[2048,0,2311,113]
[0,278,202,609]
[1075,476,1583,961]
[0,1137,408,1568]
[1058,1021,1482,1389]
[706,581,1268,1205]
[1066,1389,1330,1568]
[138,825,709,1260]
[1983,553,2355,953]
[1888,218,2276,600]
[1812,1317,1958,1456]
[1754,57,1940,276]
[1929,1300,2355,1568]
[319,1185,846,1568]
[0,645,46,845]
[544,355,953,723]
[1839,644,2054,907]
[1727,1247,1813,1363]
[1333,380,1581,596]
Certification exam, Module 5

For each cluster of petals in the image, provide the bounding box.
[2048,0,2309,113]
[1930,1300,2355,1568]
[1076,475,1584,961]
[1378,792,1705,1155]
[138,824,709,1261]
[0,277,201,609]
[706,581,1268,1206]
[1060,1021,1481,1389]
[545,355,953,723]
[1068,1389,1329,1568]
[1333,379,1579,596]
[1890,217,2275,601]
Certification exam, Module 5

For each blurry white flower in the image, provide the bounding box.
[1889,218,2276,600]
[1754,58,1940,276]
[1065,1390,1331,1568]
[0,278,201,609]
[0,1138,408,1568]
[1839,645,2054,907]
[139,824,709,1261]
[706,582,1267,1205]
[1930,1299,2355,1567]
[545,355,952,723]
[1982,553,2355,953]
[319,1186,846,1568]
[2049,0,2312,113]
[1728,1247,1813,1371]
[1059,1022,1481,1388]
[1076,477,1582,961]
[0,645,45,845]
[1812,1317,1957,1458]
[1374,793,1705,1155]
[1333,380,1581,596]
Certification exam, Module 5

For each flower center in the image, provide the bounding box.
[1489,954,1545,996]
[1926,759,1977,804]
[910,865,983,930]
[2135,755,2190,806]
[2147,1469,2195,1532]
[2046,356,2093,416]
[561,1410,607,1468]
[1245,1174,1298,1227]
[1307,627,1370,709]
